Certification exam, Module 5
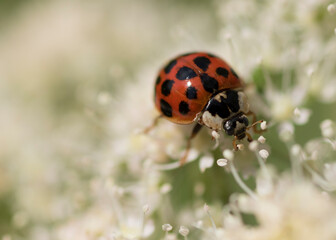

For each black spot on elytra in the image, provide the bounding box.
[179,101,190,115]
[186,86,197,99]
[205,97,230,119]
[193,56,211,71]
[176,66,197,80]
[216,67,229,78]
[156,76,161,85]
[200,73,218,93]
[161,79,174,96]
[230,68,239,78]
[164,59,177,74]
[160,99,172,117]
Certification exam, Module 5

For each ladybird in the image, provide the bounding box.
[152,52,263,164]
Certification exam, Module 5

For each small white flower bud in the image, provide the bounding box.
[258,136,266,144]
[223,149,234,161]
[259,149,269,160]
[162,224,173,232]
[260,121,267,130]
[217,158,228,167]
[248,141,259,151]
[237,144,244,150]
[179,226,190,237]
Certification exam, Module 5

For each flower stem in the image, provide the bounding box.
[256,152,271,181]
[229,161,258,200]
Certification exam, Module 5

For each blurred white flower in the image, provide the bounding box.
[201,175,336,240]
[162,223,173,232]
[179,226,190,237]
[199,156,214,173]
[258,149,269,160]
[320,119,335,138]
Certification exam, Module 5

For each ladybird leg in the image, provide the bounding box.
[232,136,238,151]
[246,111,265,134]
[143,115,163,134]
[246,119,265,134]
[180,123,203,166]
[246,132,253,142]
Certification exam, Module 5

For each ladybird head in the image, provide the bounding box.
[223,114,249,140]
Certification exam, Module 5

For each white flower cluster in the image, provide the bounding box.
[199,173,336,240]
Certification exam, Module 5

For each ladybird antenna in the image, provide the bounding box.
[247,120,264,131]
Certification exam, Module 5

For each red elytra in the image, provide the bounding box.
[154,52,244,124]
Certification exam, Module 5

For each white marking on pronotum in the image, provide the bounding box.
[202,111,223,131]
